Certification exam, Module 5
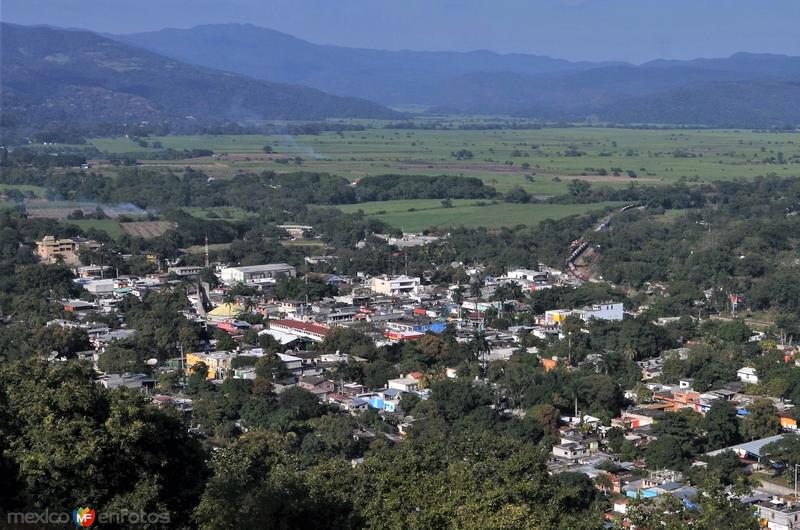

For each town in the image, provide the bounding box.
[22,221,800,529]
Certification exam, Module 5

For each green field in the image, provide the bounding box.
[0,184,47,198]
[83,127,800,199]
[182,206,258,221]
[63,219,124,239]
[335,199,625,231]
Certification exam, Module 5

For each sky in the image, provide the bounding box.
[3,0,800,63]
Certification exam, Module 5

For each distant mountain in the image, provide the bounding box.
[113,23,617,106]
[114,24,800,127]
[0,23,400,131]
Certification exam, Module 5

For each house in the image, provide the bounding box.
[573,302,624,322]
[35,235,101,265]
[63,299,96,312]
[544,309,572,325]
[737,367,759,384]
[552,442,590,461]
[276,352,303,373]
[220,263,296,285]
[756,500,800,530]
[387,376,419,393]
[299,375,335,396]
[96,373,155,391]
[276,224,313,238]
[369,275,421,296]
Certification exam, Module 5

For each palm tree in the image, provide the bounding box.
[471,330,491,375]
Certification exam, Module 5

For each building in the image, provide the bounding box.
[545,309,572,326]
[267,319,330,343]
[737,367,759,384]
[552,441,590,461]
[369,275,421,296]
[168,265,203,277]
[756,500,800,530]
[573,302,624,322]
[35,235,100,265]
[185,350,239,379]
[96,373,155,391]
[387,376,420,393]
[220,263,296,285]
[277,224,313,238]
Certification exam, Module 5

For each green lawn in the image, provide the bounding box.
[336,199,625,231]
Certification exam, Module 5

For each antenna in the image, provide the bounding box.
[204,235,209,269]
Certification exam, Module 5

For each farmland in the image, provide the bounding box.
[334,199,626,231]
[40,124,800,231]
[81,126,800,198]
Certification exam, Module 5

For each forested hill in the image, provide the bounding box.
[115,24,800,127]
[0,23,401,131]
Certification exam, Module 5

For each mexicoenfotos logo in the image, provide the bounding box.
[73,507,96,527]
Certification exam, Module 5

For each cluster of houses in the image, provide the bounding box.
[37,229,800,529]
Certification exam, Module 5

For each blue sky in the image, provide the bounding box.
[3,0,800,63]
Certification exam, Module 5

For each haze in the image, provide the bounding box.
[3,0,800,63]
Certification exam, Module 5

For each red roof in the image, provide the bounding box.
[270,319,330,336]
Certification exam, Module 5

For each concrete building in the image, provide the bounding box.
[219,263,296,285]
[387,376,420,393]
[35,235,100,265]
[757,500,800,530]
[737,366,759,384]
[573,302,624,322]
[369,275,421,296]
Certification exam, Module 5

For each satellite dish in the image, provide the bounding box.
[146,358,159,366]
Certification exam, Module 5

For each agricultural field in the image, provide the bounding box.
[81,126,800,199]
[120,221,176,239]
[335,199,626,231]
[63,219,125,239]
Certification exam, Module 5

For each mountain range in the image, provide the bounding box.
[3,22,800,131]
[0,23,400,132]
[114,24,800,127]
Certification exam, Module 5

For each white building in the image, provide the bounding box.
[737,366,759,384]
[573,302,624,322]
[387,376,420,393]
[369,275,420,296]
[220,263,296,285]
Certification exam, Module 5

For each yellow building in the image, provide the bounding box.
[544,309,572,325]
[186,350,238,380]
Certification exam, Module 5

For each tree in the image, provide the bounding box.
[703,399,742,450]
[0,359,207,527]
[741,398,780,441]
[98,341,145,374]
[646,434,687,470]
[195,431,325,530]
[529,403,561,435]
[761,434,800,477]
[567,179,591,197]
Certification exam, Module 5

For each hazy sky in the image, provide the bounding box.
[3,0,800,63]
